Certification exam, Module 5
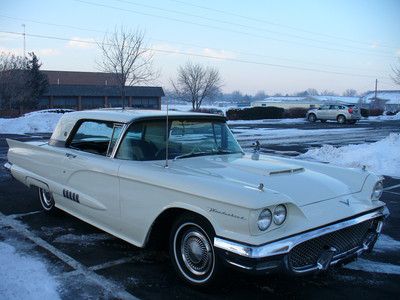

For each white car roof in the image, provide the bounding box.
[50,108,223,144]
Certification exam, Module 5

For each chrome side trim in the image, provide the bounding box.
[214,208,387,259]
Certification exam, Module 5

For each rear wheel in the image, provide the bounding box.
[337,115,346,124]
[38,187,56,213]
[169,213,221,287]
[308,113,317,122]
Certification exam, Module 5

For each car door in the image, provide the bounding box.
[58,120,124,229]
[317,105,330,119]
[327,105,339,120]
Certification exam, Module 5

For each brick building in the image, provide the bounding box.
[39,70,164,110]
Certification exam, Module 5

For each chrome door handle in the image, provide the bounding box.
[65,153,77,159]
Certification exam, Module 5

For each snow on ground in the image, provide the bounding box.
[0,241,60,300]
[300,133,400,177]
[0,111,63,134]
[161,104,239,114]
[374,234,400,254]
[53,233,113,246]
[365,112,400,122]
[232,127,370,142]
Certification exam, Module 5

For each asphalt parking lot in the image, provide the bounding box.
[1,119,400,299]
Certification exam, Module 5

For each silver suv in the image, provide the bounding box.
[307,104,361,124]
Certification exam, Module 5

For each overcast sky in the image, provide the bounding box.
[1,0,399,95]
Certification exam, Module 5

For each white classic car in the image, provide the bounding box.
[4,109,388,286]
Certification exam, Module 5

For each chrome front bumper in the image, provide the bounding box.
[214,207,389,274]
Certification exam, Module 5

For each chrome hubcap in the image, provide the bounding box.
[40,189,53,208]
[181,231,212,276]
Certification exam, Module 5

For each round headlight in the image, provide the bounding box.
[273,205,287,225]
[371,181,383,200]
[257,209,272,231]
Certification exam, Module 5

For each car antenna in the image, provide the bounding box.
[164,97,169,168]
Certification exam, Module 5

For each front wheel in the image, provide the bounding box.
[169,213,221,287]
[337,115,346,124]
[38,187,56,213]
[308,113,317,122]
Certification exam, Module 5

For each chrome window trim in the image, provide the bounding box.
[110,123,129,159]
[214,207,388,259]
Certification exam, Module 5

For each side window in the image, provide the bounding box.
[116,122,158,161]
[69,120,122,156]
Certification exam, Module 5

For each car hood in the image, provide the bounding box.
[163,153,369,208]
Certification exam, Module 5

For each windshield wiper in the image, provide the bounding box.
[213,149,244,155]
[174,149,243,160]
[174,151,211,160]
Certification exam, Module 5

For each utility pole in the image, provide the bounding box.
[374,79,378,99]
[22,24,26,58]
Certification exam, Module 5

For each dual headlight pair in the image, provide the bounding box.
[257,204,287,231]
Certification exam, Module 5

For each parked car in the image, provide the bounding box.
[4,109,388,286]
[307,104,361,124]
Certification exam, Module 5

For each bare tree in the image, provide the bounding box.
[391,59,400,86]
[343,89,358,97]
[171,62,222,110]
[0,52,29,110]
[97,27,157,108]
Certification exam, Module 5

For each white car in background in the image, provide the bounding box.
[4,109,388,286]
[307,104,361,124]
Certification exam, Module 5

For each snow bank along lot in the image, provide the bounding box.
[300,133,400,177]
[0,111,64,134]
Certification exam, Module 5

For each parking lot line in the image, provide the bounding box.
[383,184,400,191]
[0,212,138,300]
[345,258,400,275]
[89,257,135,271]
[7,210,42,219]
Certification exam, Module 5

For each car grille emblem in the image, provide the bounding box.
[339,199,350,206]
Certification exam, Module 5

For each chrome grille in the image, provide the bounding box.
[289,219,374,269]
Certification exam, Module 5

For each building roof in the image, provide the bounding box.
[44,84,165,97]
[252,95,360,105]
[43,70,120,86]
[50,109,224,142]
[360,90,400,104]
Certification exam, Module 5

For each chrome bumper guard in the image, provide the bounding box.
[214,207,388,273]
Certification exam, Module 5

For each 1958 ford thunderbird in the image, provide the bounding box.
[4,109,388,286]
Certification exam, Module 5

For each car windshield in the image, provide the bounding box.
[116,119,244,161]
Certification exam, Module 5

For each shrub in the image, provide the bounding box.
[190,108,224,115]
[283,107,308,118]
[368,109,384,116]
[360,108,369,118]
[226,106,284,120]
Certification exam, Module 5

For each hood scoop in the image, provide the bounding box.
[269,167,305,176]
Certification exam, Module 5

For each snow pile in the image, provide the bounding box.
[0,241,60,300]
[300,133,400,177]
[0,111,64,134]
[367,111,400,121]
